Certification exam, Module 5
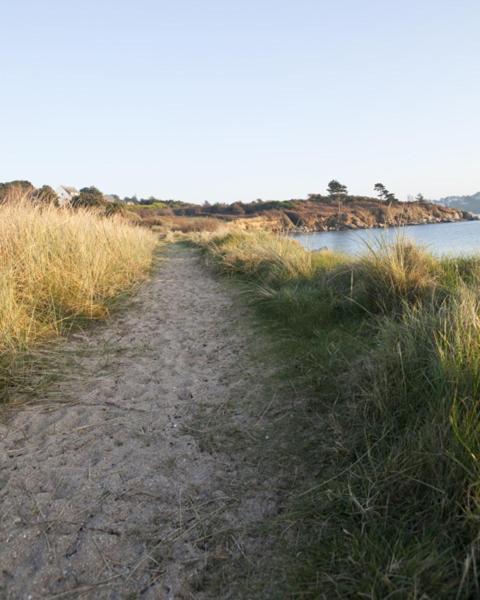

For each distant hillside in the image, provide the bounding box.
[433,192,480,214]
[0,180,475,232]
[133,195,475,232]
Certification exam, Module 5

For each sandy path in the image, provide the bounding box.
[0,246,279,599]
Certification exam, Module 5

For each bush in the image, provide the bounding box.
[71,186,105,208]
[31,185,59,206]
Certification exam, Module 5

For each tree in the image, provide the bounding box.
[327,180,348,196]
[416,193,425,202]
[230,202,245,215]
[31,185,58,205]
[0,180,34,201]
[374,183,386,198]
[374,183,397,202]
[71,186,105,208]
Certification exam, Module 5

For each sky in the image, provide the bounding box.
[1,1,479,203]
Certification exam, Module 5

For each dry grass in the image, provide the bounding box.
[165,216,224,233]
[135,213,224,233]
[0,197,157,396]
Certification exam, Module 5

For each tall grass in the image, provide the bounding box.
[356,237,440,314]
[0,199,157,396]
[206,230,347,282]
[194,229,480,598]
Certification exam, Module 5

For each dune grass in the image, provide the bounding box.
[206,230,347,282]
[0,199,157,398]
[195,229,480,598]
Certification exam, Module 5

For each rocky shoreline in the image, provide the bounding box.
[232,200,478,234]
[286,212,478,234]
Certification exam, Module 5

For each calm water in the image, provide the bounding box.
[291,220,480,256]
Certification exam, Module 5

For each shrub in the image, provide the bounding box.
[31,185,59,205]
[71,186,105,208]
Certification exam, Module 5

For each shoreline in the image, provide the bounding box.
[286,214,479,235]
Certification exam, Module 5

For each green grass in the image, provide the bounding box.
[194,230,480,598]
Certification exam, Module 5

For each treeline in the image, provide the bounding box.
[0,181,124,215]
[156,180,427,217]
[0,180,58,204]
[0,179,428,217]
[0,180,184,211]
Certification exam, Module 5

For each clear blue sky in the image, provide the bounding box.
[1,0,479,203]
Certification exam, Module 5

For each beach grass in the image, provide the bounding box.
[194,229,480,598]
[0,196,157,398]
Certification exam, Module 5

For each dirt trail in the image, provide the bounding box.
[0,246,281,599]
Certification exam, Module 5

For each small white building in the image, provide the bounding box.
[56,186,79,206]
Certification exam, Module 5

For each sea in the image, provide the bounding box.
[291,220,480,256]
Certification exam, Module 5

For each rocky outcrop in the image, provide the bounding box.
[231,198,477,233]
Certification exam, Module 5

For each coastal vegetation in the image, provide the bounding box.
[374,181,398,202]
[0,194,157,400]
[193,229,480,598]
[132,193,471,233]
[132,212,225,233]
[0,179,472,234]
[1,176,479,595]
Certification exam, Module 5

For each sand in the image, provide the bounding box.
[0,246,280,599]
